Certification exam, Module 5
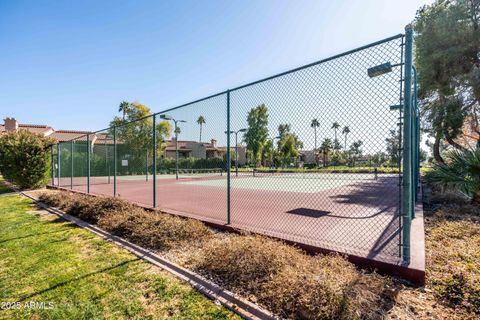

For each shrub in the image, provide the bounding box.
[98,208,211,250]
[189,235,304,293]
[0,129,54,189]
[426,148,480,205]
[190,235,390,320]
[38,191,74,210]
[39,190,211,250]
[258,255,357,319]
[69,196,135,223]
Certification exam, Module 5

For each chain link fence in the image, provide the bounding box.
[50,31,419,264]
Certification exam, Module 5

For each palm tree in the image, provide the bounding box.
[349,140,363,167]
[310,119,320,165]
[426,149,480,205]
[332,122,340,152]
[310,119,320,149]
[196,116,206,142]
[342,126,350,150]
[320,138,333,167]
[118,101,130,120]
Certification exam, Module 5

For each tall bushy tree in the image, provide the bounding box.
[110,101,172,157]
[244,104,269,167]
[276,124,303,166]
[0,130,54,189]
[414,0,480,162]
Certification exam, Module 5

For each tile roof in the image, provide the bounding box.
[49,130,91,142]
[0,123,54,135]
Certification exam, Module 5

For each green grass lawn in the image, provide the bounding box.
[0,195,239,320]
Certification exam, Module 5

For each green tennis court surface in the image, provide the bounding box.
[180,172,385,193]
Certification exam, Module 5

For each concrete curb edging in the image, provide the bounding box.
[21,192,277,320]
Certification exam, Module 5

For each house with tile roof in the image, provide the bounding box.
[1,117,246,164]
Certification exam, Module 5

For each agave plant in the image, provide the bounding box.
[426,148,480,205]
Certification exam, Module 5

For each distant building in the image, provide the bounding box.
[1,117,88,142]
[1,117,55,137]
[163,138,246,165]
[298,150,317,164]
[1,117,245,163]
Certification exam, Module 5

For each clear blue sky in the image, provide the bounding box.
[0,0,431,132]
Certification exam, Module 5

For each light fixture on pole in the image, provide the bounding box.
[225,128,246,176]
[160,114,187,180]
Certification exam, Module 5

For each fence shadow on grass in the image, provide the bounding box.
[0,229,71,245]
[18,258,140,301]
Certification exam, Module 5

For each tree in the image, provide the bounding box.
[332,122,340,153]
[414,0,480,162]
[276,124,303,167]
[385,129,401,167]
[426,148,480,205]
[342,126,350,150]
[0,130,54,189]
[319,138,333,167]
[118,101,131,121]
[371,151,388,167]
[278,123,291,138]
[310,118,320,151]
[349,140,363,167]
[196,116,206,142]
[262,139,274,167]
[244,104,269,167]
[110,101,172,159]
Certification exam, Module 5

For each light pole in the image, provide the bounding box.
[160,114,186,180]
[225,128,246,176]
[267,136,281,169]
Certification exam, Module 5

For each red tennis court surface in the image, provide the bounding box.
[57,173,403,263]
[54,172,426,284]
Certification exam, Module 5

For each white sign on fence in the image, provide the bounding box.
[121,160,128,167]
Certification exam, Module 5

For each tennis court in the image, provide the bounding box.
[51,32,422,274]
[57,169,401,263]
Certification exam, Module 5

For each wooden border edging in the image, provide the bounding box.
[21,192,277,320]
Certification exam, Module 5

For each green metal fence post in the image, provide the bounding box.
[402,24,414,264]
[114,127,117,197]
[57,143,61,187]
[87,134,91,194]
[153,116,157,208]
[71,140,74,189]
[226,90,231,225]
[51,145,55,186]
[146,148,149,182]
[413,66,419,204]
